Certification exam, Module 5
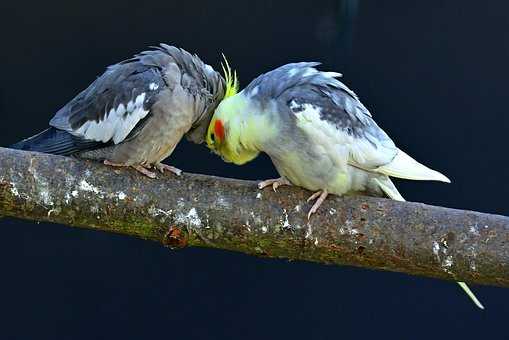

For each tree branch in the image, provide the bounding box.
[0,147,507,287]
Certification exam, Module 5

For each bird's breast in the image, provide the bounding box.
[264,130,358,195]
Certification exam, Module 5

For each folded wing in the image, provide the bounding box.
[278,63,449,182]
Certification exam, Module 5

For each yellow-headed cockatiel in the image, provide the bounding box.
[206,61,484,310]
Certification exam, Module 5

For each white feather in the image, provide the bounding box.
[293,104,350,171]
[74,93,149,144]
[126,99,135,112]
[135,93,146,106]
[113,106,149,144]
[375,148,451,182]
[457,282,485,310]
[371,177,405,201]
[293,103,396,170]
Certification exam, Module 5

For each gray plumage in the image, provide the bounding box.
[244,62,397,169]
[235,62,402,197]
[12,44,225,173]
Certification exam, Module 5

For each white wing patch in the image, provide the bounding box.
[149,82,159,91]
[292,102,395,170]
[292,103,350,171]
[74,93,149,144]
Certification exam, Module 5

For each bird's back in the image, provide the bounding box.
[10,44,225,164]
[242,62,448,195]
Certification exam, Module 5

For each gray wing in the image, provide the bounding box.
[248,63,397,169]
[50,57,166,145]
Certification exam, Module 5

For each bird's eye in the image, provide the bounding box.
[210,133,215,143]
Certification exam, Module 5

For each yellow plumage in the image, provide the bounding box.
[221,54,239,99]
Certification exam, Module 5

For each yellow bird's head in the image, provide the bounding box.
[206,57,260,165]
[206,97,260,165]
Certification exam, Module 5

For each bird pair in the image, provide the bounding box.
[10,43,484,309]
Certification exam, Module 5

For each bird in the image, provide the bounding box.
[10,44,227,178]
[205,62,484,309]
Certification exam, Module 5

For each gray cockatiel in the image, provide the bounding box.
[206,62,484,309]
[11,44,225,178]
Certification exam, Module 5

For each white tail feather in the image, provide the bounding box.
[373,175,484,309]
[372,177,405,201]
[376,149,451,183]
[457,282,485,309]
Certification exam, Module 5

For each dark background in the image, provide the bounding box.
[1,1,508,339]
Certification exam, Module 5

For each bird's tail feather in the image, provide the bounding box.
[457,282,485,309]
[372,177,405,201]
[374,176,484,309]
[376,148,450,183]
[10,127,100,156]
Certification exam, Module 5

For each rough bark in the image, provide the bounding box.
[0,147,507,287]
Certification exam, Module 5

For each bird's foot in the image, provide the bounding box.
[103,159,156,178]
[154,163,182,176]
[258,177,292,192]
[104,160,157,178]
[306,189,329,220]
[103,159,126,168]
[132,165,157,178]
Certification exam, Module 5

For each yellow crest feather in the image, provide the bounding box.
[221,53,239,99]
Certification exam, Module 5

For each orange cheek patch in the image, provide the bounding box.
[214,120,225,141]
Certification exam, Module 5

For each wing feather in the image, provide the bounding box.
[271,64,397,171]
[290,101,396,171]
[49,55,166,146]
[275,64,449,182]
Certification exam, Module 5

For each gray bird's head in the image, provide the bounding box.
[184,55,230,144]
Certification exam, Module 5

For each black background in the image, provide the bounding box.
[1,1,508,339]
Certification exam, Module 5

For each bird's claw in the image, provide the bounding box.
[306,190,329,220]
[104,160,158,179]
[154,163,182,176]
[133,165,157,178]
[306,191,322,202]
[258,177,291,192]
[103,160,181,178]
